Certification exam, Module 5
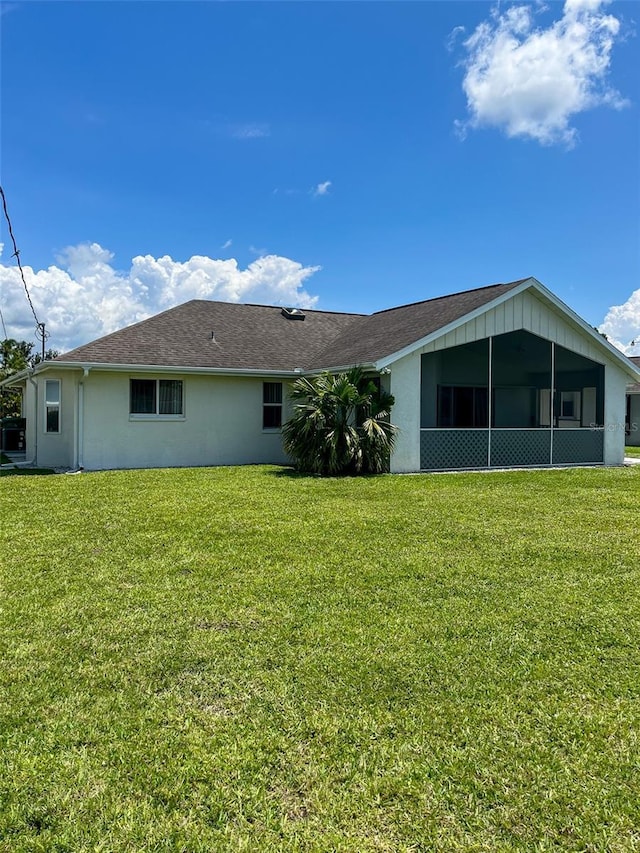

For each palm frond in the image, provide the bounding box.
[283,368,397,476]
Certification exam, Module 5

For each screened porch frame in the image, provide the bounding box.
[420,334,605,470]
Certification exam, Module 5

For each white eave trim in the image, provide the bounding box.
[28,361,305,378]
[375,277,640,380]
[25,360,379,378]
[0,367,32,388]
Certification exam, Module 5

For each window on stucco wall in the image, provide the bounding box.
[130,379,183,417]
[263,382,282,429]
[45,380,60,433]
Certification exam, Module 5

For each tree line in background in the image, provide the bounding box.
[0,339,59,419]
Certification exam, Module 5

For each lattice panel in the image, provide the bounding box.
[420,430,489,470]
[552,429,604,464]
[490,430,551,467]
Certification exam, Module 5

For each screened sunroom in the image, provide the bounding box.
[419,330,605,470]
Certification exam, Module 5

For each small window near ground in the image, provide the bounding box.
[263,382,282,429]
[45,379,60,433]
[130,379,183,416]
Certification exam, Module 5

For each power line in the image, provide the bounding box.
[0,184,45,340]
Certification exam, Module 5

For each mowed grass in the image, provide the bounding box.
[625,445,640,458]
[1,466,640,852]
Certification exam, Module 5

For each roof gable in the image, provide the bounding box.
[369,278,640,379]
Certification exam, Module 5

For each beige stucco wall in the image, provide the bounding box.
[78,371,291,470]
[602,365,628,464]
[388,352,421,473]
[389,289,632,471]
[36,371,77,469]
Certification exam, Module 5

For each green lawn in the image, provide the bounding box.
[625,445,640,458]
[1,466,640,851]
[0,466,56,477]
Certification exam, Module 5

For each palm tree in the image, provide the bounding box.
[282,367,397,475]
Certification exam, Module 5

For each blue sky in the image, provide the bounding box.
[0,0,639,354]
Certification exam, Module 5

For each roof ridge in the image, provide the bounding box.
[370,279,530,317]
[169,298,365,317]
[243,302,365,317]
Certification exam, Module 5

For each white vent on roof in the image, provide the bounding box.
[281,307,305,321]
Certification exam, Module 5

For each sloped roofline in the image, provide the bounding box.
[4,280,639,384]
[369,278,530,317]
[375,277,640,380]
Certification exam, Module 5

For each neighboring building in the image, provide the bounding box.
[3,277,640,472]
[626,355,640,448]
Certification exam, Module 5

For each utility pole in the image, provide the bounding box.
[37,323,46,362]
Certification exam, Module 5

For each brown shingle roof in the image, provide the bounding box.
[57,279,528,372]
[59,301,363,371]
[315,280,526,368]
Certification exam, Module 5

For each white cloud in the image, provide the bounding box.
[313,181,332,197]
[0,242,320,353]
[221,239,232,249]
[447,25,466,52]
[230,123,270,140]
[599,289,640,355]
[456,0,628,146]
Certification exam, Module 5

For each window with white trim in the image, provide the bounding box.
[130,379,183,417]
[45,380,61,433]
[263,382,282,429]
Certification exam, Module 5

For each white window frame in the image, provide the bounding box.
[129,378,185,420]
[45,379,61,433]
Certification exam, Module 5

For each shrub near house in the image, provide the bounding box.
[283,368,397,475]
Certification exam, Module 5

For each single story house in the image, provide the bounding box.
[3,277,640,472]
[627,356,640,447]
